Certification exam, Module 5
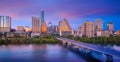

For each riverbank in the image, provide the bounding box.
[62,35,120,46]
[0,35,59,45]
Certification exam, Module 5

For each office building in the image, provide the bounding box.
[31,17,40,36]
[94,19,103,36]
[77,26,82,37]
[0,16,11,32]
[51,25,59,34]
[40,10,45,27]
[41,21,47,34]
[107,22,114,31]
[59,18,72,36]
[81,21,94,37]
[48,21,52,33]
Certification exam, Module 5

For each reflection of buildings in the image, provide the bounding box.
[31,17,40,37]
[81,21,94,37]
[0,16,11,32]
[59,18,72,36]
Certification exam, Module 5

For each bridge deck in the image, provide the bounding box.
[57,37,120,58]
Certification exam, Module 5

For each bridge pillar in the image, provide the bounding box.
[62,41,67,46]
[73,46,80,53]
[105,54,113,62]
[67,42,72,48]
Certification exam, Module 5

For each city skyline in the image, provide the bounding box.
[0,0,120,31]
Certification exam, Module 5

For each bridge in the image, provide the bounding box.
[56,37,120,62]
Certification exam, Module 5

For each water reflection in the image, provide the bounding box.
[0,44,86,62]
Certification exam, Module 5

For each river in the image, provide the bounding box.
[0,44,87,62]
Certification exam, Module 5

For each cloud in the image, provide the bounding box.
[0,0,120,30]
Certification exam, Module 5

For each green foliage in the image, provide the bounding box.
[63,35,120,45]
[0,35,58,45]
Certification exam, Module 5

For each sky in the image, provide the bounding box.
[0,0,120,31]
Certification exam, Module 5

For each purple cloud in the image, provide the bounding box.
[0,0,120,30]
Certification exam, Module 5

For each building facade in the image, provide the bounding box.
[31,17,40,36]
[81,21,94,37]
[76,26,82,37]
[41,21,47,34]
[17,26,24,32]
[59,18,72,36]
[94,19,103,36]
[53,26,59,33]
[115,30,120,35]
[40,10,45,27]
[0,16,11,32]
[107,22,114,31]
[48,21,52,33]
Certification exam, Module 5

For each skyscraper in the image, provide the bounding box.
[41,21,47,34]
[40,10,44,26]
[81,21,94,37]
[107,22,114,31]
[31,17,40,36]
[77,26,82,37]
[59,18,72,36]
[94,19,103,36]
[0,16,11,32]
[94,19,103,31]
[48,21,52,33]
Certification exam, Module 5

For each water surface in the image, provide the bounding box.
[0,44,86,62]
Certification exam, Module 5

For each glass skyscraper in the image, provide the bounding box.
[40,10,44,26]
[0,16,11,32]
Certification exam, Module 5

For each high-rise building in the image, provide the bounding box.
[81,21,94,37]
[77,26,82,37]
[48,21,52,33]
[59,18,72,36]
[51,25,59,34]
[94,19,103,36]
[107,22,114,31]
[41,21,47,34]
[0,16,11,32]
[94,19,103,31]
[40,10,44,26]
[31,17,40,36]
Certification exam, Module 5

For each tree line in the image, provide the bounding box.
[0,35,58,45]
[62,35,120,46]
